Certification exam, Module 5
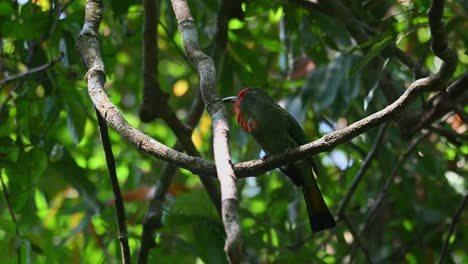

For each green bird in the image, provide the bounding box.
[223,88,336,232]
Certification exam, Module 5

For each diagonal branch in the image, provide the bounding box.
[139,0,221,220]
[76,1,131,263]
[438,193,468,264]
[336,123,388,219]
[95,108,131,263]
[77,0,456,198]
[359,131,429,235]
[341,214,373,264]
[170,1,242,262]
[0,53,63,87]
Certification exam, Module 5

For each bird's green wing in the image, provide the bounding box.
[284,110,308,145]
[284,111,321,177]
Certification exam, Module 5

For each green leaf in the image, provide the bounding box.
[43,150,100,212]
[347,35,394,78]
[0,137,19,162]
[110,0,135,17]
[346,31,394,54]
[5,147,48,211]
[0,2,14,16]
[0,217,17,234]
[303,54,350,112]
[229,41,268,86]
[165,190,219,227]
[62,87,87,145]
[301,18,329,65]
[309,10,352,50]
[1,3,48,40]
[193,220,227,264]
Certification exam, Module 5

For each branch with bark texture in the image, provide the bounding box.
[170,0,242,263]
[76,1,131,263]
[75,0,457,261]
[136,2,221,260]
[75,0,457,181]
[138,90,210,263]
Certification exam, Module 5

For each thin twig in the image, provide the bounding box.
[0,171,22,263]
[342,214,373,264]
[95,108,131,264]
[359,131,430,235]
[380,222,446,262]
[430,125,467,146]
[410,73,468,134]
[438,193,468,264]
[0,54,63,86]
[336,123,388,219]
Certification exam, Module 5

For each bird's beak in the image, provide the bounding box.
[222,96,239,103]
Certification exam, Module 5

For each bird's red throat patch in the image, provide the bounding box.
[233,89,257,133]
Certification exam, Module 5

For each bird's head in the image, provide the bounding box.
[222,88,274,132]
[222,87,273,106]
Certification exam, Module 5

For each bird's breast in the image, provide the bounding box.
[236,112,258,133]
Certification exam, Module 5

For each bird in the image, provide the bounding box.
[222,87,336,232]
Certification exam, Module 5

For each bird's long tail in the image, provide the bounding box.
[302,177,336,232]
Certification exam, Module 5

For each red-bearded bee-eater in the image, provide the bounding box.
[223,88,336,232]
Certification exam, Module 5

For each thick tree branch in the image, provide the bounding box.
[170,0,242,263]
[137,90,213,263]
[138,0,240,249]
[76,1,131,262]
[138,0,221,230]
[427,0,458,86]
[306,0,456,134]
[75,7,457,179]
[77,0,456,196]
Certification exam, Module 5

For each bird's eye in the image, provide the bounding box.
[238,88,249,97]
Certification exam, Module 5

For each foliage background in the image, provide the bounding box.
[0,0,467,263]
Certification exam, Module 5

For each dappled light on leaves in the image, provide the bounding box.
[172,79,189,97]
